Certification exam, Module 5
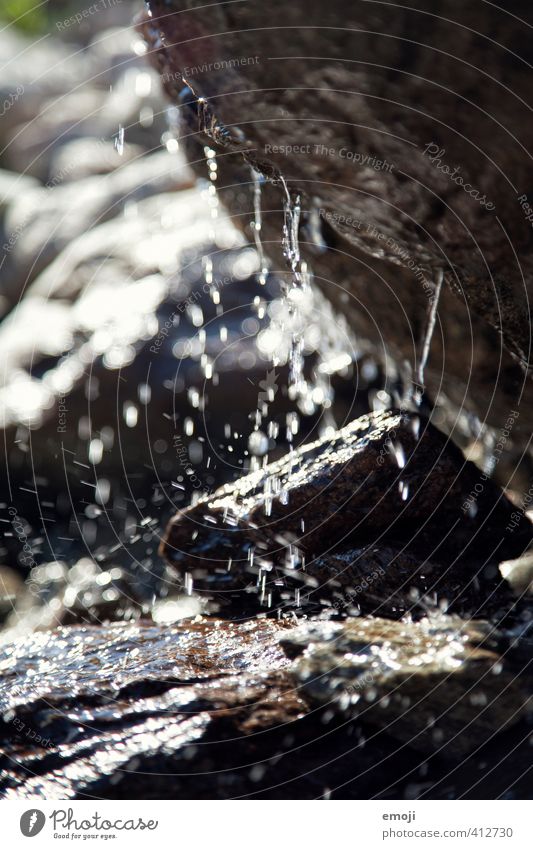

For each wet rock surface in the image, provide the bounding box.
[143,0,533,478]
[0,618,302,800]
[0,615,532,799]
[161,410,532,614]
[1,1,533,803]
[283,617,533,756]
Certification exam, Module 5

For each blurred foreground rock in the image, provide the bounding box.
[283,617,532,756]
[0,614,531,799]
[0,23,166,180]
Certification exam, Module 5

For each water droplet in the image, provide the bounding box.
[248,430,269,456]
[114,125,125,156]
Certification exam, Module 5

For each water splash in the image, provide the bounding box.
[203,146,220,239]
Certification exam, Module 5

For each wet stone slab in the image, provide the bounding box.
[0,617,291,713]
[0,617,305,799]
[161,411,532,614]
[282,616,533,757]
[0,615,532,799]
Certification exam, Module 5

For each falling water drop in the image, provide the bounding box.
[123,402,138,428]
[399,480,410,501]
[248,430,269,456]
[203,146,220,236]
[115,125,125,156]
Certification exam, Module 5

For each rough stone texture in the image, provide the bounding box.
[161,410,532,612]
[307,546,485,620]
[282,616,533,755]
[1,615,531,799]
[0,618,303,799]
[142,0,533,479]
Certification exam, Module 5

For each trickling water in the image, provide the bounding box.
[413,268,444,406]
[280,179,312,402]
[248,174,306,472]
[399,480,410,501]
[281,179,310,291]
[251,168,268,286]
[206,146,218,183]
[203,146,220,236]
[243,172,359,496]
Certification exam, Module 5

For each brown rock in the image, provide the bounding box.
[283,616,533,756]
[1,614,531,798]
[0,617,306,799]
[141,0,533,484]
[160,410,532,609]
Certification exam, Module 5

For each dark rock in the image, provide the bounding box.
[282,616,533,756]
[161,410,532,611]
[142,0,533,485]
[1,615,531,798]
[307,546,476,620]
